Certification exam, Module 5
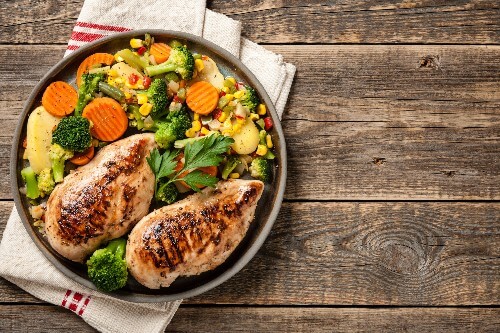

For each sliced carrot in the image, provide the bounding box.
[150,43,171,64]
[82,97,128,142]
[76,53,115,87]
[186,81,219,115]
[41,81,78,116]
[69,145,95,166]
[174,153,218,189]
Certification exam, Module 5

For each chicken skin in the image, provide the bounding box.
[126,179,264,289]
[44,133,157,262]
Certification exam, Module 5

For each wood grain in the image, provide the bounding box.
[0,45,498,200]
[1,201,498,305]
[0,305,498,333]
[0,1,499,44]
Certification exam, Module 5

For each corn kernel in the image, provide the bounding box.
[225,94,234,101]
[250,113,260,121]
[227,77,236,85]
[195,59,205,72]
[124,91,132,100]
[266,134,273,148]
[221,86,230,93]
[258,104,267,115]
[201,127,210,135]
[256,144,268,156]
[139,103,153,116]
[233,123,242,133]
[222,129,234,136]
[193,113,200,121]
[192,120,202,131]
[127,113,135,120]
[137,94,148,105]
[107,77,116,86]
[236,117,246,124]
[223,118,232,129]
[185,128,196,138]
[114,54,124,62]
[233,90,245,99]
[229,173,240,179]
[114,77,124,84]
[130,38,143,48]
[107,69,119,77]
[218,112,228,122]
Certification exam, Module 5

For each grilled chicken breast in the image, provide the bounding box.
[44,133,157,262]
[126,179,264,289]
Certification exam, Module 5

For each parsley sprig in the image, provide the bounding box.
[147,134,234,195]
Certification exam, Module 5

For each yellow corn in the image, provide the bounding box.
[107,69,119,77]
[236,117,246,124]
[258,104,267,116]
[221,86,230,93]
[193,113,200,121]
[114,54,124,62]
[250,113,260,121]
[225,94,234,101]
[195,59,205,72]
[223,118,232,129]
[107,77,116,86]
[218,112,228,122]
[185,128,196,138]
[227,77,236,85]
[127,113,135,120]
[222,129,234,136]
[130,38,143,48]
[192,120,202,131]
[114,77,124,84]
[201,127,210,135]
[266,134,273,148]
[124,91,132,100]
[229,173,240,179]
[137,94,148,105]
[233,90,245,99]
[233,123,242,133]
[139,103,153,116]
[256,144,268,156]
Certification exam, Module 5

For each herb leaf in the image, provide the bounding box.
[183,135,234,172]
[180,170,219,192]
[157,149,178,179]
[146,148,162,175]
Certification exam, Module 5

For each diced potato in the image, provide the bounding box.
[193,57,224,90]
[231,118,260,154]
[111,62,144,81]
[26,106,61,173]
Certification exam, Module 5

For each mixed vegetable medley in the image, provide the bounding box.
[21,33,275,232]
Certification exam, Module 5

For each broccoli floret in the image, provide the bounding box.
[145,45,194,80]
[239,86,260,113]
[145,78,169,118]
[249,157,272,183]
[49,144,74,183]
[156,181,179,204]
[152,107,191,148]
[52,116,92,152]
[37,168,55,197]
[21,166,40,199]
[222,155,241,180]
[86,238,128,292]
[75,73,105,116]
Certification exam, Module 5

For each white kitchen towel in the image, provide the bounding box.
[0,1,296,332]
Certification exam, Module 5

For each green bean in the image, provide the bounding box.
[99,82,125,102]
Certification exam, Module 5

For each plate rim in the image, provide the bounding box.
[10,29,287,302]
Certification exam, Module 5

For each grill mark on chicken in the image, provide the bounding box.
[56,139,147,244]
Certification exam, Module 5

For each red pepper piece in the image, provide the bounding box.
[264,117,273,131]
[128,73,139,85]
[137,46,146,55]
[143,76,151,89]
[219,91,226,97]
[212,108,223,120]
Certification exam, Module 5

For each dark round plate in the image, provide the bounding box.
[10,30,286,302]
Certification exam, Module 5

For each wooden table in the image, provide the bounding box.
[1,1,499,332]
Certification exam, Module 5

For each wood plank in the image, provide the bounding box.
[0,45,499,200]
[1,201,499,305]
[0,1,499,44]
[0,305,499,333]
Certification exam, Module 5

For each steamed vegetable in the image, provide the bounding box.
[186,81,219,115]
[51,116,92,152]
[249,157,272,183]
[76,53,115,87]
[42,81,78,117]
[21,166,40,199]
[49,144,74,183]
[86,239,128,292]
[82,97,128,141]
[75,73,106,116]
[145,45,194,79]
[230,118,260,154]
